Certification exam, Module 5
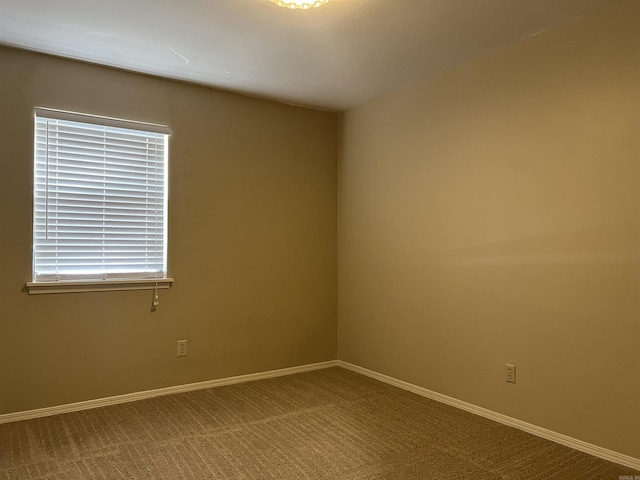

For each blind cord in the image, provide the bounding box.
[152,135,160,308]
[44,120,50,241]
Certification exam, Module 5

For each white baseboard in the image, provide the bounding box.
[3,359,638,471]
[337,360,640,471]
[0,360,339,425]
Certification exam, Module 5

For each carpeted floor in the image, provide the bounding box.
[0,367,637,479]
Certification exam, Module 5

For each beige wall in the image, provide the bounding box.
[339,0,640,460]
[0,46,337,414]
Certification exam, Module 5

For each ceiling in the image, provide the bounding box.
[0,0,612,111]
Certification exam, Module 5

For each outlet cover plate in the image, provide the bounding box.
[505,363,516,383]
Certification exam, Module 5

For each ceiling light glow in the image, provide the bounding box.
[268,0,329,9]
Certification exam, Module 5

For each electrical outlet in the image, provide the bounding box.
[177,339,187,357]
[505,363,516,384]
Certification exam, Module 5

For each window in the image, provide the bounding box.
[27,108,173,294]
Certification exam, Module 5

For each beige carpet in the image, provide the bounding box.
[0,367,637,479]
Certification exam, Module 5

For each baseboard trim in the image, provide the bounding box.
[337,360,640,471]
[0,360,340,425]
[4,359,638,470]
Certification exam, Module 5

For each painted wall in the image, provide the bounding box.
[338,0,640,459]
[0,46,337,414]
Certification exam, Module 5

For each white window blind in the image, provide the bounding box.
[33,108,170,283]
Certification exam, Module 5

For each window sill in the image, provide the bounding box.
[26,278,174,295]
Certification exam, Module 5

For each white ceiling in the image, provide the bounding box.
[0,0,612,111]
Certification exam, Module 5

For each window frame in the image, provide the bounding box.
[26,107,173,295]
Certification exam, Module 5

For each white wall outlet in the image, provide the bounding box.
[177,339,187,357]
[505,363,516,383]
